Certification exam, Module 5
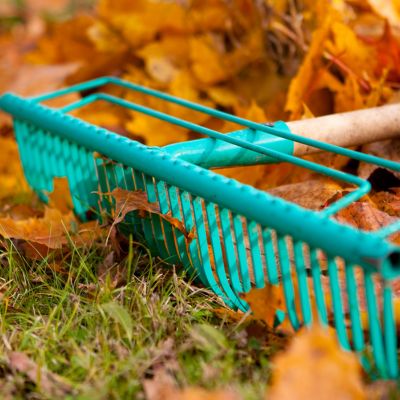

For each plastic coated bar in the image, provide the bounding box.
[58,92,372,216]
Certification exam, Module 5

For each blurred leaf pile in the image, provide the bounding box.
[23,0,310,145]
[19,0,400,144]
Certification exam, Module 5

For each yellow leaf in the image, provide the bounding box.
[137,35,190,69]
[325,21,377,78]
[242,284,295,334]
[206,86,239,108]
[186,1,230,33]
[137,35,190,83]
[87,21,128,53]
[0,137,29,200]
[125,71,213,146]
[102,2,186,49]
[267,325,366,400]
[190,36,228,85]
[27,16,97,64]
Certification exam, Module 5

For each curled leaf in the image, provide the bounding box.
[111,188,192,239]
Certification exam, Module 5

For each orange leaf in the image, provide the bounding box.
[267,325,366,400]
[336,202,400,244]
[47,177,73,215]
[0,208,75,249]
[371,191,400,217]
[242,284,294,334]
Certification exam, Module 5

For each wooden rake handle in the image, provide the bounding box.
[288,103,400,156]
[163,103,400,168]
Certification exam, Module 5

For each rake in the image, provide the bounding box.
[0,77,399,378]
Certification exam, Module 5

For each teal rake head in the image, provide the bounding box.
[0,77,399,378]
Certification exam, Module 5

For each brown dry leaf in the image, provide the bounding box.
[358,139,400,181]
[267,179,343,210]
[371,190,400,217]
[267,325,366,400]
[1,204,40,221]
[111,189,161,223]
[9,351,73,397]
[143,367,241,400]
[47,177,73,214]
[337,201,398,230]
[0,207,75,249]
[7,63,80,101]
[336,202,400,244]
[111,188,191,239]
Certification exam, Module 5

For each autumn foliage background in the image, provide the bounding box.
[0,0,400,399]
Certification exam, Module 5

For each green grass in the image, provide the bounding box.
[0,235,280,399]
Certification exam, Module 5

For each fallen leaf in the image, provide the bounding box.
[369,22,400,83]
[124,71,213,146]
[336,201,400,244]
[110,188,191,239]
[242,276,333,335]
[242,285,294,333]
[143,367,178,400]
[267,325,366,400]
[358,139,400,182]
[0,207,75,249]
[8,63,80,99]
[371,190,400,217]
[47,177,73,214]
[143,366,242,400]
[9,351,73,397]
[267,179,343,210]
